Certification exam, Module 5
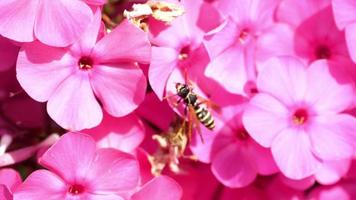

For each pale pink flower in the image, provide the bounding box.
[0,0,105,47]
[203,0,279,95]
[243,56,356,179]
[332,0,356,63]
[14,132,140,200]
[0,168,22,200]
[17,10,150,130]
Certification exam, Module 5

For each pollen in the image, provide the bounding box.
[292,108,308,125]
[78,56,94,70]
[238,28,250,44]
[178,46,190,61]
[68,184,85,195]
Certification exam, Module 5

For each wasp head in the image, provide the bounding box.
[175,83,190,98]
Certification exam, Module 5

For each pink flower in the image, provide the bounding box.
[194,104,278,187]
[14,132,140,200]
[243,56,356,179]
[0,168,22,200]
[259,1,348,64]
[0,0,105,47]
[148,0,220,100]
[203,0,279,95]
[332,0,356,63]
[17,10,150,130]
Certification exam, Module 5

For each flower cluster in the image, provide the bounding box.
[1,0,356,199]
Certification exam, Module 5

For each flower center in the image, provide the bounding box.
[68,184,85,195]
[236,127,250,140]
[315,45,331,59]
[238,28,250,44]
[78,56,93,70]
[292,108,308,125]
[178,45,190,61]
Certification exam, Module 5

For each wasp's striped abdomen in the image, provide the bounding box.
[194,103,215,130]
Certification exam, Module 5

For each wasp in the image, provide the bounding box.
[175,83,215,132]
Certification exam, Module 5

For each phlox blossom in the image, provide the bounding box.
[148,0,220,100]
[14,132,140,200]
[0,168,22,200]
[243,56,356,179]
[0,0,105,47]
[332,0,356,63]
[203,0,279,95]
[17,10,150,130]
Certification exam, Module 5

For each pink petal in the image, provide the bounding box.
[217,0,277,29]
[90,64,146,117]
[148,47,178,100]
[0,36,19,71]
[310,114,356,160]
[94,20,151,64]
[271,127,321,179]
[70,9,102,56]
[47,73,102,130]
[205,44,249,95]
[0,168,21,192]
[131,176,182,200]
[84,0,107,6]
[242,93,289,147]
[256,24,295,68]
[35,0,93,47]
[0,185,11,200]
[181,0,221,35]
[277,0,331,28]
[16,41,75,102]
[0,0,39,42]
[39,133,96,183]
[332,0,356,30]
[83,194,124,200]
[257,56,307,106]
[13,170,66,200]
[345,24,356,63]
[204,18,238,59]
[149,16,191,49]
[316,159,351,185]
[84,113,145,153]
[247,140,279,175]
[305,60,354,114]
[86,149,139,192]
[211,143,257,188]
[279,175,315,190]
